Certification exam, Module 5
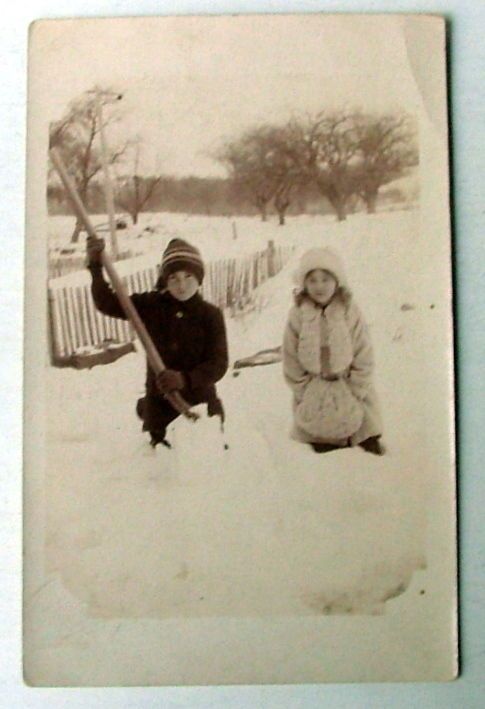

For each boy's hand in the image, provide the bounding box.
[156,370,186,394]
[86,236,105,266]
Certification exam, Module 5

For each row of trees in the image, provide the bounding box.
[48,88,419,242]
[49,175,236,219]
[48,173,347,221]
[216,111,418,224]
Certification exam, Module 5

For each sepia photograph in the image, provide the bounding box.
[24,14,457,685]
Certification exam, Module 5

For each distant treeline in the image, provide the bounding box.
[47,174,409,219]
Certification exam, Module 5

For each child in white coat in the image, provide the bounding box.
[283,247,384,454]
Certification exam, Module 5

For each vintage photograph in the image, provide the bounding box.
[24,14,456,685]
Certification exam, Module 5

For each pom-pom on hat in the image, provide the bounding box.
[293,247,348,290]
[159,238,205,285]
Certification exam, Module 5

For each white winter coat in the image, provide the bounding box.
[283,293,383,445]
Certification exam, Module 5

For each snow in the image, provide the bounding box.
[48,211,309,264]
[43,208,432,624]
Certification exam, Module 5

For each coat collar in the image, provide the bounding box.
[159,289,205,314]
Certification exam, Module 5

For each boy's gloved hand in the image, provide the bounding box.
[156,369,186,394]
[86,236,105,266]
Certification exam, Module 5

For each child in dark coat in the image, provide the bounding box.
[87,237,229,448]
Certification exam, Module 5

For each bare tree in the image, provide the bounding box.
[353,113,419,213]
[263,125,307,225]
[216,126,284,221]
[216,124,308,224]
[286,111,362,222]
[49,87,129,242]
[114,138,162,225]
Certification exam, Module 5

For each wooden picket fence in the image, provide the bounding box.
[47,243,293,364]
[48,249,133,278]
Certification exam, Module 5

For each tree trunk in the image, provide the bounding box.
[275,197,290,226]
[71,184,88,242]
[132,212,138,225]
[332,198,347,222]
[70,216,84,243]
[365,191,378,214]
[296,197,307,213]
[276,206,288,225]
[320,183,347,222]
[255,194,269,222]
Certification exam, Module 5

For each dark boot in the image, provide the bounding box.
[310,442,341,454]
[149,430,171,449]
[207,395,225,423]
[359,436,385,455]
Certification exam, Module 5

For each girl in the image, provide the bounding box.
[87,236,228,448]
[282,247,384,454]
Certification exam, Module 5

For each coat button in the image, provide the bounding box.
[176,311,184,318]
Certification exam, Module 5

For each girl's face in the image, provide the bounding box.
[304,269,338,306]
[166,270,199,301]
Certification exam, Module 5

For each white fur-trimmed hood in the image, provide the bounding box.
[293,248,348,290]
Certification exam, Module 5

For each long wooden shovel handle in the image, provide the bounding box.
[49,147,198,421]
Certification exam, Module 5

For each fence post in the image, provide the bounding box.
[47,290,58,365]
[267,240,276,277]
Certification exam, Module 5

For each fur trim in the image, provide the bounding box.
[293,247,348,290]
[297,296,354,375]
[293,286,352,307]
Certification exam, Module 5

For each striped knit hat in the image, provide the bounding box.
[159,238,205,285]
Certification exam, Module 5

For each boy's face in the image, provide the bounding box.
[304,269,338,306]
[166,270,199,301]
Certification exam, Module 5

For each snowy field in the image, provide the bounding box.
[48,211,307,264]
[43,208,434,621]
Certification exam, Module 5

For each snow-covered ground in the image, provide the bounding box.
[43,208,433,621]
[48,211,309,264]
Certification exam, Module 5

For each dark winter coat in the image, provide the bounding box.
[89,265,228,428]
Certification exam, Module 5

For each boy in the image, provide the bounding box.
[87,237,229,448]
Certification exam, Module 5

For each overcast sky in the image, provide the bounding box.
[31,15,423,177]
